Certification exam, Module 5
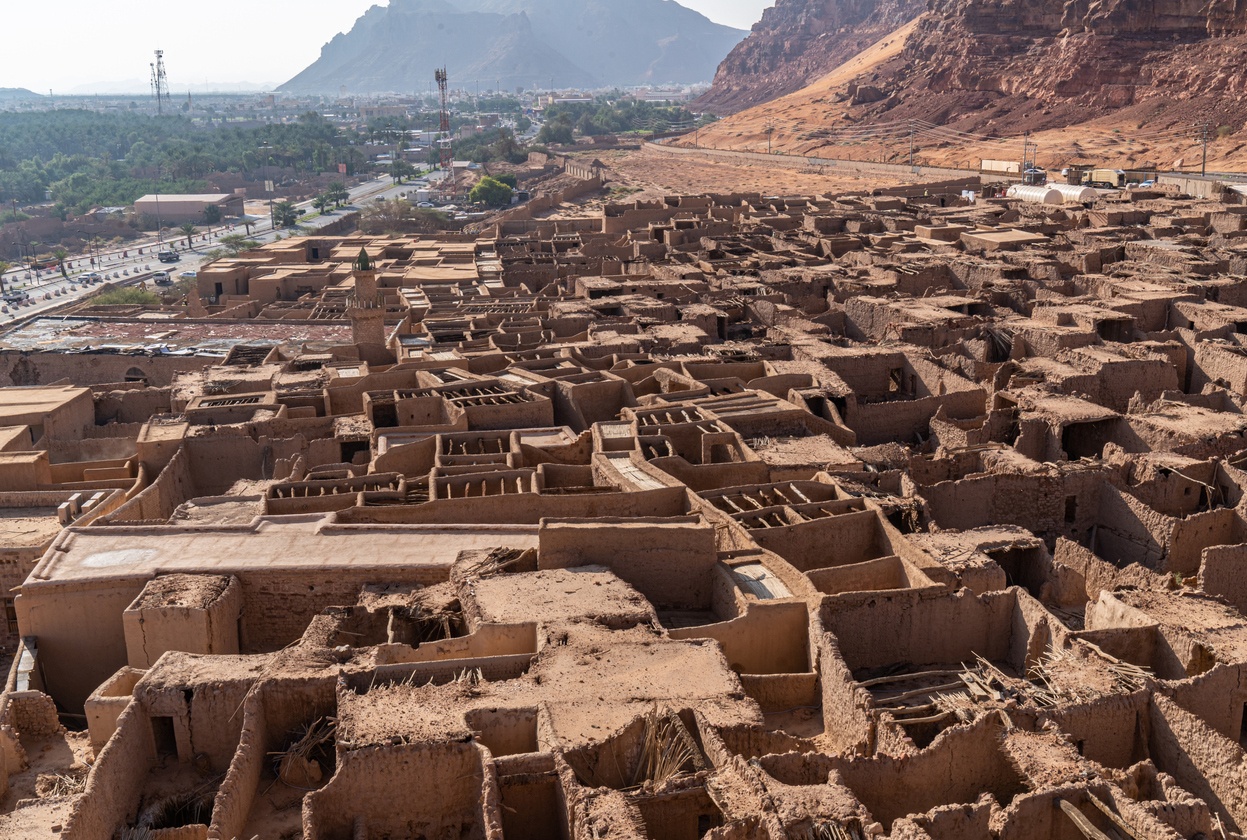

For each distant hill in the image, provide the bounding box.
[0,88,41,102]
[280,0,746,94]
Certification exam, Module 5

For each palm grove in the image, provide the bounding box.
[0,110,366,216]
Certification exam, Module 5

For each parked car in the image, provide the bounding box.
[179,270,198,280]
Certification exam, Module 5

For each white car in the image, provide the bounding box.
[179,270,198,280]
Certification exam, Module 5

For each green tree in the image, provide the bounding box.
[469,176,513,208]
[272,200,300,228]
[391,159,416,184]
[327,181,350,207]
[0,260,9,292]
[219,234,260,256]
[537,116,574,146]
[494,173,518,189]
[312,193,332,213]
[51,246,69,279]
[178,222,197,250]
[202,204,222,225]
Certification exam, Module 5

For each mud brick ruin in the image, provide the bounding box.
[5,181,1247,839]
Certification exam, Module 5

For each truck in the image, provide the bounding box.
[157,250,181,263]
[1089,169,1126,189]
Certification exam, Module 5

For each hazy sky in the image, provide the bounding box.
[1,1,773,94]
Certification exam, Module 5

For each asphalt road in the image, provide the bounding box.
[0,173,414,326]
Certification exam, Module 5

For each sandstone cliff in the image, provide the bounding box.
[694,0,1247,167]
[696,0,925,114]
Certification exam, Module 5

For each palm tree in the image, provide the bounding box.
[328,181,350,207]
[51,247,69,279]
[273,201,300,228]
[178,222,197,250]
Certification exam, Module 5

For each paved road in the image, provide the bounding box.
[0,173,415,326]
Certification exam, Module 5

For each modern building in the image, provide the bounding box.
[132,192,245,224]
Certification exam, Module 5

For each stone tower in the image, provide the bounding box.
[348,247,386,347]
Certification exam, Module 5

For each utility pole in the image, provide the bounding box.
[765,120,775,155]
[1201,122,1209,177]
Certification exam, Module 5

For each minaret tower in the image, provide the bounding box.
[348,248,385,347]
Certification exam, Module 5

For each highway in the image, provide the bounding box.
[0,173,417,327]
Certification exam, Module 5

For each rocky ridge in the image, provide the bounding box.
[696,0,924,114]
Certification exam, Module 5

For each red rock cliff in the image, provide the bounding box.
[695,0,925,114]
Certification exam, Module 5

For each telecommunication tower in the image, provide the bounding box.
[150,50,169,115]
[435,67,453,198]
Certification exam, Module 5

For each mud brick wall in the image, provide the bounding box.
[206,691,265,840]
[238,567,448,653]
[821,589,1019,673]
[1,689,64,737]
[1200,544,1247,615]
[103,445,193,524]
[831,720,1027,831]
[1164,663,1247,743]
[303,741,502,840]
[62,703,153,840]
[816,630,872,756]
[1149,694,1247,832]
[1044,692,1149,770]
[846,389,985,447]
[0,351,212,390]
[93,387,174,425]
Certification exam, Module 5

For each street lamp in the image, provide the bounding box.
[259,143,276,230]
[10,198,26,276]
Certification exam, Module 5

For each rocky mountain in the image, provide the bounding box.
[281,0,746,94]
[696,0,1247,150]
[891,0,1247,120]
[696,0,924,114]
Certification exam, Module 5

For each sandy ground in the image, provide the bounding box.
[592,147,916,200]
[0,730,93,839]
